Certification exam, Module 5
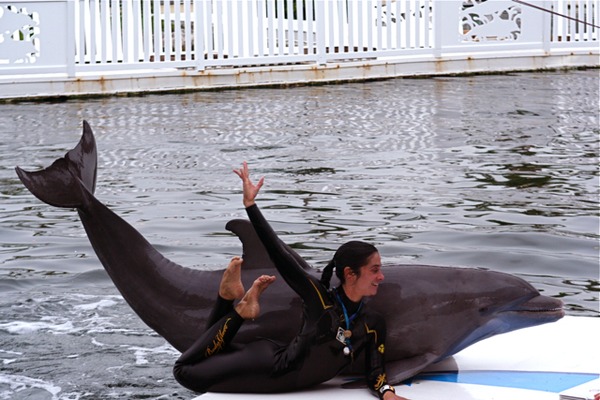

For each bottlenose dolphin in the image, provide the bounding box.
[15,121,564,385]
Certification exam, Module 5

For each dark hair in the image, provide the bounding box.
[320,241,379,289]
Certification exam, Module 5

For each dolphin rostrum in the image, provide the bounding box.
[15,121,564,385]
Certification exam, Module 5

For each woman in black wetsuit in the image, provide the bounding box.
[173,162,408,400]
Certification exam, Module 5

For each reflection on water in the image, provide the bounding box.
[0,70,598,398]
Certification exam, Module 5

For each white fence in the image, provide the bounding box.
[0,0,598,98]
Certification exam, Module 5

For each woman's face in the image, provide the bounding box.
[354,252,384,298]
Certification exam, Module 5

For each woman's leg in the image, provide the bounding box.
[175,339,285,393]
[205,257,245,329]
[174,309,245,392]
[174,273,276,392]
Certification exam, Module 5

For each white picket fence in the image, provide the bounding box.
[0,0,598,98]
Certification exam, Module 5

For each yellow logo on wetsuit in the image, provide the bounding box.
[205,317,231,357]
[374,373,387,390]
[378,344,385,354]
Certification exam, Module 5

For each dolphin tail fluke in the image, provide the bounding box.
[15,120,97,209]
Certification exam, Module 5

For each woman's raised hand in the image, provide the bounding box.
[233,161,264,208]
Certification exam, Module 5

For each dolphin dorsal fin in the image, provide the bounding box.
[225,219,275,270]
[225,219,312,271]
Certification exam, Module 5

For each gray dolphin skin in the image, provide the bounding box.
[15,121,564,385]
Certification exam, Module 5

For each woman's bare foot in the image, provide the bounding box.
[218,256,245,301]
[235,275,276,320]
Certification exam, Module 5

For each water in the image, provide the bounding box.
[0,70,598,399]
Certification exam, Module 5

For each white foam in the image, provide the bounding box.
[91,337,105,347]
[0,373,61,400]
[0,349,22,356]
[126,341,179,365]
[0,349,22,365]
[0,319,74,335]
[73,299,117,311]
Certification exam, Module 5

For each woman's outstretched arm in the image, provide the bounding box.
[233,162,331,312]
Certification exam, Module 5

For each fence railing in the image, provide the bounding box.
[1,0,598,78]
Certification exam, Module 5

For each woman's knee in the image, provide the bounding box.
[173,362,209,393]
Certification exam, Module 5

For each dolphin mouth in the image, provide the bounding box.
[511,307,565,318]
[506,296,565,320]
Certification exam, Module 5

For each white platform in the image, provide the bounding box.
[196,316,600,400]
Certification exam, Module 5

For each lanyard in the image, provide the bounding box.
[334,288,363,355]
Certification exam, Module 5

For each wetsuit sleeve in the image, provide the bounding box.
[364,312,391,399]
[245,204,331,311]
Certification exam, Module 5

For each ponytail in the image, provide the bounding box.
[320,260,336,289]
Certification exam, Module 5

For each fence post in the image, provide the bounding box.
[195,0,206,71]
[433,0,442,57]
[315,0,326,65]
[66,0,76,77]
[541,0,552,53]
[434,0,461,56]
[519,0,548,50]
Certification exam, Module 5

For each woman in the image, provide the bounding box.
[173,162,408,400]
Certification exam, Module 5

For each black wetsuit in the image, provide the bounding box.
[174,204,391,397]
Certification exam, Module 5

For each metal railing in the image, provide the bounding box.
[0,0,598,78]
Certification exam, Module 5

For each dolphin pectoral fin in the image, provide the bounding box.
[385,353,440,384]
[340,353,441,389]
[15,120,97,208]
[226,219,312,271]
[340,378,367,389]
[422,356,458,372]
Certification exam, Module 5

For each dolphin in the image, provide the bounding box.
[15,121,564,385]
